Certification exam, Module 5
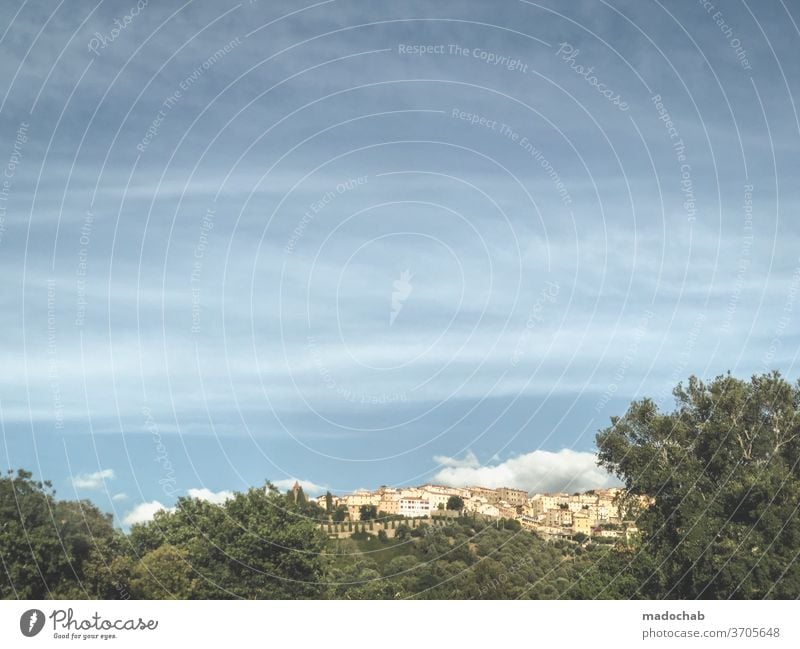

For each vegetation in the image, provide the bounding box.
[331,504,348,522]
[446,495,464,511]
[2,373,799,599]
[0,470,115,599]
[593,371,800,599]
[359,505,378,522]
[1,475,327,599]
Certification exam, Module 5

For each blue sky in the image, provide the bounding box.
[1,0,799,526]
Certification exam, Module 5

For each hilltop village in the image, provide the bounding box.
[305,482,647,542]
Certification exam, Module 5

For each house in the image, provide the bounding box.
[420,489,451,511]
[546,509,572,527]
[528,493,569,514]
[497,502,519,519]
[572,512,592,536]
[476,503,500,518]
[399,497,431,518]
[468,487,501,504]
[378,491,401,515]
[496,487,528,506]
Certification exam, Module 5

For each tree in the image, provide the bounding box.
[51,498,118,598]
[596,372,800,598]
[285,485,307,506]
[327,559,393,599]
[410,523,429,538]
[331,504,348,523]
[129,485,328,598]
[1,469,64,598]
[2,469,622,600]
[446,495,464,511]
[0,469,117,599]
[325,491,333,513]
[81,539,135,600]
[359,504,377,521]
[130,544,194,599]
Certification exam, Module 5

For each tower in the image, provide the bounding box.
[292,480,301,503]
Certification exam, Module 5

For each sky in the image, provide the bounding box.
[0,0,799,527]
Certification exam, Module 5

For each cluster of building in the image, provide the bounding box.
[520,489,645,541]
[316,484,646,542]
[317,484,474,521]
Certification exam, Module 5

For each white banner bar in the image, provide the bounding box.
[2,600,799,648]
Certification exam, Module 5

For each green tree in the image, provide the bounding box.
[81,541,135,600]
[130,544,194,599]
[446,495,464,511]
[325,491,333,513]
[410,523,429,538]
[129,485,328,598]
[327,559,393,599]
[596,372,800,599]
[285,485,307,506]
[359,504,377,521]
[0,470,116,599]
[51,498,118,598]
[332,504,348,523]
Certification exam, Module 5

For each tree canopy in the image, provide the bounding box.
[359,505,378,521]
[595,371,800,598]
[3,372,799,600]
[446,495,465,511]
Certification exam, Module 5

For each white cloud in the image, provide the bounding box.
[186,487,233,504]
[72,469,115,490]
[122,488,234,526]
[273,478,327,495]
[111,492,128,502]
[122,501,173,526]
[432,449,619,494]
[433,450,480,469]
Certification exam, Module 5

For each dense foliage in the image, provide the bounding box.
[327,518,604,599]
[1,477,328,599]
[0,470,115,598]
[595,371,800,598]
[2,373,799,599]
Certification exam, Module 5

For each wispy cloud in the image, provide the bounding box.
[433,450,480,469]
[71,469,114,490]
[3,0,799,500]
